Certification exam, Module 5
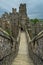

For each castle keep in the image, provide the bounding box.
[19,4,27,30]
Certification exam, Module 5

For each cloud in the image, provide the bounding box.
[0,0,43,19]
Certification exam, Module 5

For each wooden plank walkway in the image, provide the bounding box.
[11,32,34,65]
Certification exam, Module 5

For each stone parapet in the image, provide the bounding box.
[25,28,43,65]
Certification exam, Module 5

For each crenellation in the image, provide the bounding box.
[12,8,17,14]
[19,3,27,16]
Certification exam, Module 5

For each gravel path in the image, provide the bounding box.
[11,32,34,65]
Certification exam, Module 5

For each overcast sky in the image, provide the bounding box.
[0,0,43,19]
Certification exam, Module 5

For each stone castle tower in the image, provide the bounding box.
[19,3,27,30]
[19,4,27,16]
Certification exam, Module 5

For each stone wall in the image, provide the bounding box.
[0,36,12,60]
[25,28,43,65]
[19,3,28,30]
[9,8,19,38]
[31,21,43,38]
[0,29,20,65]
[19,4,27,16]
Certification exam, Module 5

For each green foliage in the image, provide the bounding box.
[30,18,39,24]
[34,18,39,24]
[6,29,11,35]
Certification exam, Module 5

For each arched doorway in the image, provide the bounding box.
[21,27,24,31]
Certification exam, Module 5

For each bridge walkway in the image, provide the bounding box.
[11,32,34,65]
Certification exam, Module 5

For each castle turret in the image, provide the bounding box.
[19,4,27,16]
[19,3,27,30]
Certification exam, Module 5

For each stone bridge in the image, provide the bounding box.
[0,27,43,65]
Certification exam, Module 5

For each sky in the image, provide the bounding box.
[0,0,43,19]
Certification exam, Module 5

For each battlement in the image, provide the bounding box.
[12,8,17,14]
[19,3,27,16]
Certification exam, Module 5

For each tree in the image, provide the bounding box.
[33,18,39,24]
[30,18,39,24]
